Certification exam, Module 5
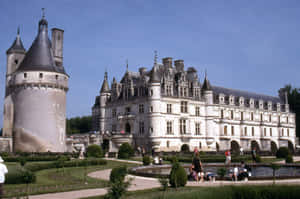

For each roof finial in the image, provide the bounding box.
[205,69,207,78]
[104,70,108,80]
[154,50,158,65]
[42,8,45,19]
[17,26,20,35]
[126,59,128,72]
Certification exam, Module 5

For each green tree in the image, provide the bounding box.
[86,144,103,158]
[66,115,93,134]
[279,85,300,137]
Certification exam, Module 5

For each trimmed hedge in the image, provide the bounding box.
[143,155,151,166]
[163,155,252,163]
[118,143,134,159]
[276,147,291,159]
[3,155,71,162]
[110,166,127,183]
[5,168,36,184]
[86,144,103,158]
[169,162,187,188]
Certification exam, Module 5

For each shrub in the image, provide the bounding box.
[86,144,103,158]
[117,143,134,159]
[110,166,128,183]
[181,144,190,153]
[5,168,36,184]
[217,168,227,180]
[159,176,169,191]
[19,157,27,167]
[143,155,151,166]
[256,155,262,163]
[104,177,131,199]
[276,147,291,159]
[286,155,293,163]
[169,162,187,188]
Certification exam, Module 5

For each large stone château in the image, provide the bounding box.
[1,15,68,152]
[92,56,296,153]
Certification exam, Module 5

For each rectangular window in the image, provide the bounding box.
[241,112,244,121]
[112,124,116,132]
[167,141,170,148]
[195,123,201,135]
[264,128,266,136]
[251,112,254,121]
[269,115,272,122]
[167,104,172,113]
[125,107,131,114]
[150,106,153,113]
[224,126,227,136]
[179,119,186,134]
[195,107,200,116]
[287,117,289,123]
[270,128,272,136]
[244,127,247,136]
[139,122,144,134]
[24,73,27,78]
[231,126,234,136]
[252,127,254,136]
[139,104,144,113]
[39,73,43,78]
[231,110,234,120]
[260,113,263,121]
[180,101,188,113]
[221,110,224,119]
[112,109,117,117]
[287,129,290,137]
[183,87,187,97]
[167,121,173,134]
[278,116,281,123]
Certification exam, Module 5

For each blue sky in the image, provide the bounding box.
[0,0,300,127]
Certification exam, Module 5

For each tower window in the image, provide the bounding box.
[39,73,43,78]
[15,59,19,65]
[55,75,58,80]
[24,73,27,78]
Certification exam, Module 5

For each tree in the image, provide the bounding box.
[270,163,281,185]
[66,115,93,134]
[279,85,300,137]
[86,144,103,158]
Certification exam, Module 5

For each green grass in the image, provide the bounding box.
[3,160,138,198]
[82,185,300,199]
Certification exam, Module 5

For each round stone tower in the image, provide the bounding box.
[8,16,69,152]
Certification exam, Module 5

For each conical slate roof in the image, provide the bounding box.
[17,17,66,75]
[149,64,160,83]
[202,76,212,91]
[6,28,26,54]
[100,72,110,93]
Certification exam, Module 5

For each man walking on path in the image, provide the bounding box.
[0,156,8,198]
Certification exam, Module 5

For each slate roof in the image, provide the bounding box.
[212,86,282,103]
[6,32,26,54]
[17,17,67,75]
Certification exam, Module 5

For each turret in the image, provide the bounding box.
[99,72,111,134]
[202,72,213,104]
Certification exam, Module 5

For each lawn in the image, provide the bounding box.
[82,185,300,199]
[3,160,138,198]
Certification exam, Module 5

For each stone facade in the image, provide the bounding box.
[1,16,68,152]
[92,57,296,153]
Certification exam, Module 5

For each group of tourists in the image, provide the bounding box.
[189,147,252,182]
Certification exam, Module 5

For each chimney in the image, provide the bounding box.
[162,57,172,68]
[139,67,147,76]
[174,60,184,71]
[51,28,64,67]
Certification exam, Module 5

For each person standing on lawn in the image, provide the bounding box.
[0,156,8,198]
[251,147,257,163]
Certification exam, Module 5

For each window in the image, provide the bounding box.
[15,59,19,65]
[252,127,254,136]
[241,112,244,121]
[231,110,234,120]
[251,112,254,121]
[199,142,202,149]
[224,126,227,136]
[167,121,173,134]
[55,75,58,80]
[221,110,224,119]
[112,109,117,117]
[195,107,200,116]
[149,127,153,134]
[264,128,266,136]
[195,123,201,135]
[139,122,144,134]
[39,73,43,78]
[287,117,289,123]
[269,115,272,122]
[278,116,281,123]
[139,104,144,113]
[112,124,116,132]
[125,107,131,114]
[287,129,290,137]
[270,128,272,136]
[179,119,186,134]
[183,87,187,97]
[260,113,263,121]
[231,126,234,136]
[244,127,247,136]
[180,101,188,113]
[24,73,27,78]
[150,89,153,96]
[150,106,153,112]
[166,85,172,95]
[167,104,172,113]
[167,141,170,148]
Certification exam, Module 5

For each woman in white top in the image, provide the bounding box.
[0,156,8,198]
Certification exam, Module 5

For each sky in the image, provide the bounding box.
[0,0,300,128]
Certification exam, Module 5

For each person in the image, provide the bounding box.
[192,152,204,182]
[225,150,231,164]
[0,156,8,198]
[238,161,249,181]
[251,147,257,163]
[233,166,238,181]
[240,147,244,156]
